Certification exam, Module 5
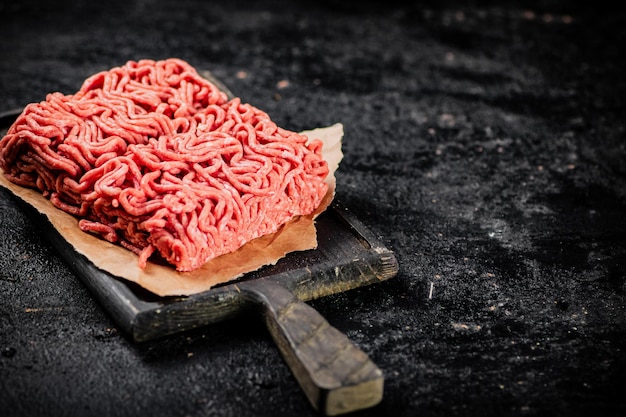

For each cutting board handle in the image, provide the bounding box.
[241,279,383,415]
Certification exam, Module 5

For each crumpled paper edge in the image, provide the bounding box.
[0,123,343,296]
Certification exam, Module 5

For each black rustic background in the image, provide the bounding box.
[1,1,625,416]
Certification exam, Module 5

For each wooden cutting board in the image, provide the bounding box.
[0,84,398,415]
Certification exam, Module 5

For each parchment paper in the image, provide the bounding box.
[0,123,343,296]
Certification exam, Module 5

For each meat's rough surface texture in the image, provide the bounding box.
[0,59,329,271]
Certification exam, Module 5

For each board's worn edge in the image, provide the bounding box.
[278,249,398,303]
[131,286,247,342]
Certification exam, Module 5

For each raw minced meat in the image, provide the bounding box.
[0,58,329,271]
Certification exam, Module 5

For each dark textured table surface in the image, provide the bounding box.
[1,1,625,416]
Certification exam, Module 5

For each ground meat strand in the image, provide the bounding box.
[0,58,329,271]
